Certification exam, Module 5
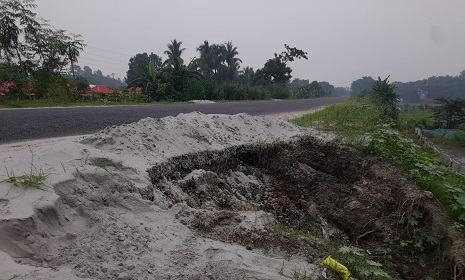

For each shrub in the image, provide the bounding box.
[127,94,152,103]
[44,78,72,103]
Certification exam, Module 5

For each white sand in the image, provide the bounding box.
[0,111,325,280]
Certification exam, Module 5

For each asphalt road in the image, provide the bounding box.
[0,97,344,144]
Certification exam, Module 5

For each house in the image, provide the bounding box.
[81,85,121,100]
[87,85,117,95]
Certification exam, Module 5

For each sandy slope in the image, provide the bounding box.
[0,111,326,280]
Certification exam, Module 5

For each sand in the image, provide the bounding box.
[0,111,327,280]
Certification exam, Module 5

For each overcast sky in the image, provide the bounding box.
[35,0,465,87]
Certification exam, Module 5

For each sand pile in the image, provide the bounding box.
[0,112,323,280]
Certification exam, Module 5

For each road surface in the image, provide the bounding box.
[0,97,343,144]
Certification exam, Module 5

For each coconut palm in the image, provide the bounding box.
[223,42,242,70]
[196,40,215,79]
[164,39,186,67]
[239,66,254,84]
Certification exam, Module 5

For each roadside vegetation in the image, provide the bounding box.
[292,78,465,225]
[292,77,465,279]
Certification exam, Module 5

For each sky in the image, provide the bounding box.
[34,0,465,87]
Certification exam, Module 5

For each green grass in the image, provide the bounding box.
[293,98,465,225]
[274,224,324,240]
[4,167,47,189]
[291,98,391,145]
[399,110,435,130]
[399,110,434,122]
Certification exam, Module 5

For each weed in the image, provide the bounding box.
[90,157,119,170]
[4,167,47,189]
[274,224,324,240]
[2,147,48,189]
[336,246,393,280]
[292,269,313,280]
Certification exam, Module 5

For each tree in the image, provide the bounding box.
[194,41,244,82]
[371,76,400,120]
[287,78,309,89]
[160,57,203,100]
[195,40,217,80]
[77,65,125,88]
[253,45,308,85]
[318,81,335,94]
[0,0,85,73]
[223,41,242,81]
[0,0,85,97]
[433,98,465,129]
[253,58,292,85]
[126,52,162,87]
[164,39,185,66]
[351,76,375,96]
[238,67,254,84]
[73,76,89,92]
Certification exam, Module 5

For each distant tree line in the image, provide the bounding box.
[350,71,465,103]
[71,65,126,88]
[125,40,335,102]
[350,74,465,130]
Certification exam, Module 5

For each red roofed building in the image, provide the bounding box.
[87,85,116,94]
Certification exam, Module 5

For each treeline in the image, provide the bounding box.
[125,40,334,102]
[72,65,126,88]
[350,71,465,102]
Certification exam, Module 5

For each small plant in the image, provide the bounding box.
[336,246,393,280]
[274,224,324,240]
[2,147,48,189]
[5,167,47,189]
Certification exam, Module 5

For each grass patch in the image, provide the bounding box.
[291,98,391,145]
[274,224,324,240]
[399,110,434,123]
[399,110,435,130]
[4,167,47,189]
[2,147,48,189]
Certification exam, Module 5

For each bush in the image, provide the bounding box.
[221,82,247,100]
[127,94,152,103]
[247,86,269,100]
[266,84,289,99]
[185,80,206,101]
[44,78,72,103]
[203,80,222,100]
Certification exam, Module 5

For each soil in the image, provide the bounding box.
[149,137,465,279]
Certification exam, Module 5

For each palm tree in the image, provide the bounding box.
[223,41,242,81]
[161,57,203,100]
[196,40,214,79]
[239,67,254,84]
[164,39,186,66]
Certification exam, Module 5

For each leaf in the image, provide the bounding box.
[366,260,383,267]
